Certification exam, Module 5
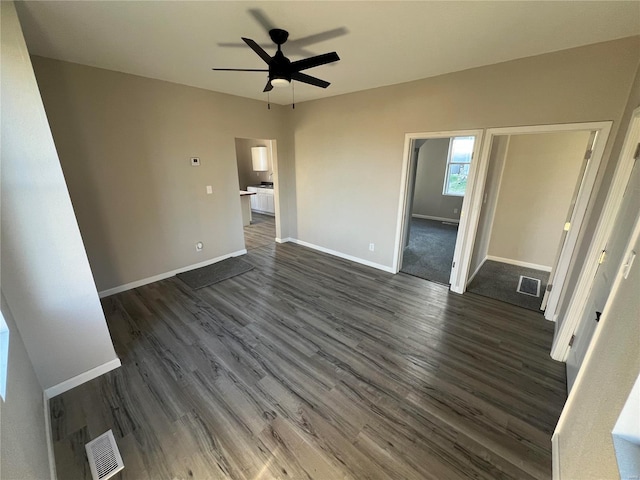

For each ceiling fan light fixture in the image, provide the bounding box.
[271,78,290,88]
[213,28,339,95]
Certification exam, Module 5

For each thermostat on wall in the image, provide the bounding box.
[190,157,200,166]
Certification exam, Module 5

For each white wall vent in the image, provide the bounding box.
[85,430,124,480]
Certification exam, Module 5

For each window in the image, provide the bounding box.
[443,136,475,196]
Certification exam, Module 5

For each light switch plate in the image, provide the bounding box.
[190,157,200,166]
[206,186,212,194]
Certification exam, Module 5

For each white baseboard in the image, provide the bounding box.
[552,433,561,479]
[486,255,552,272]
[288,238,395,274]
[44,358,122,399]
[275,237,291,243]
[43,391,57,480]
[251,209,275,217]
[412,214,460,224]
[467,257,487,285]
[98,249,248,298]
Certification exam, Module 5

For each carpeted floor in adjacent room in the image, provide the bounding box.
[400,218,458,285]
[467,260,550,312]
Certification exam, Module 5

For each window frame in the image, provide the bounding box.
[442,136,474,197]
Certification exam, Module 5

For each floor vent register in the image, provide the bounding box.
[85,430,124,480]
[517,275,541,297]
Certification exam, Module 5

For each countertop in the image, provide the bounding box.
[240,190,256,196]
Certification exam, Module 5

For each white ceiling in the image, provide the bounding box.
[15,1,640,105]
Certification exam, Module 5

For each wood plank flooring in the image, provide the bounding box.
[50,240,566,480]
[243,213,275,251]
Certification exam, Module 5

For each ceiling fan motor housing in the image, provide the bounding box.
[270,50,292,82]
[269,28,289,46]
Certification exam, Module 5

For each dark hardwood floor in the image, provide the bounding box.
[51,240,566,479]
[243,213,275,251]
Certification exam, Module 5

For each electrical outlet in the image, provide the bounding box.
[195,242,203,252]
[206,185,213,194]
[369,243,375,252]
[454,208,459,214]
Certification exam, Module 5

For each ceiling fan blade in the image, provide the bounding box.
[212,68,269,72]
[291,72,330,89]
[288,28,348,48]
[263,81,273,92]
[290,52,340,72]
[248,8,275,32]
[217,41,270,49]
[242,37,272,64]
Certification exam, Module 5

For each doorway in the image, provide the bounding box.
[234,137,278,251]
[400,136,474,285]
[461,122,612,326]
[562,106,640,386]
[394,130,483,290]
[467,130,594,312]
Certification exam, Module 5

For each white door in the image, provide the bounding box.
[541,131,596,310]
[551,111,640,361]
[543,130,605,320]
[566,149,640,391]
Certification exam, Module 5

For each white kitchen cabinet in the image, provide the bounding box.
[247,186,258,210]
[265,192,274,213]
[246,186,274,215]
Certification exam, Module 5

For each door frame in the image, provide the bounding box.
[393,129,484,293]
[552,195,640,480]
[268,139,283,242]
[551,108,640,361]
[469,122,611,322]
[234,137,281,242]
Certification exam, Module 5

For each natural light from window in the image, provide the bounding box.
[443,136,475,196]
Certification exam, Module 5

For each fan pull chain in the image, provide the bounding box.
[267,91,271,110]
[292,81,295,109]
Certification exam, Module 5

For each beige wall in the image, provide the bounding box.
[30,36,639,302]
[235,137,273,190]
[0,296,51,480]
[412,138,463,221]
[488,131,591,268]
[2,0,118,390]
[32,57,293,292]
[469,135,510,276]
[290,37,638,268]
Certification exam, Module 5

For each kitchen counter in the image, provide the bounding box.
[239,190,255,226]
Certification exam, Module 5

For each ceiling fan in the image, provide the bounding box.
[213,28,340,92]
